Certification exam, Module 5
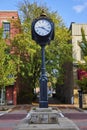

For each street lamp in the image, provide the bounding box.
[31,10,54,108]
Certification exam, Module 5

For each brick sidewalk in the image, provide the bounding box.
[59,106,87,130]
[0,105,28,130]
[0,104,87,130]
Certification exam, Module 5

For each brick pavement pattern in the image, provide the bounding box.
[0,105,28,130]
[0,105,87,130]
[59,106,87,130]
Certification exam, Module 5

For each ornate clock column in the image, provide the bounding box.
[31,11,54,108]
[39,45,48,108]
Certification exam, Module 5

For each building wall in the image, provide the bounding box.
[71,23,87,64]
[0,11,20,105]
[0,11,20,39]
[70,23,87,86]
[70,23,87,105]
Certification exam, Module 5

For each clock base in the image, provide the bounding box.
[39,101,48,108]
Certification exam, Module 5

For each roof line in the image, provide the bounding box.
[0,10,18,12]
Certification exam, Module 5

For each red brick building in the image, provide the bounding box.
[0,11,20,105]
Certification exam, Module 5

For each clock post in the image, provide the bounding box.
[31,11,54,108]
[39,45,48,108]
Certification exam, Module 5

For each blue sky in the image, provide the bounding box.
[0,0,87,27]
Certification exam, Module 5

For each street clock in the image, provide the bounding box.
[31,11,55,108]
[31,15,54,46]
[34,19,52,36]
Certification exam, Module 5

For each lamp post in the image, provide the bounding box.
[78,89,83,108]
[31,11,54,108]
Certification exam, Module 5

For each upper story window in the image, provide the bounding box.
[3,22,10,38]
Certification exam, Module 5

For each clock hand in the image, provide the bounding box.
[41,27,49,32]
[38,26,49,32]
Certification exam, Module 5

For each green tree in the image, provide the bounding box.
[11,0,72,103]
[0,28,17,88]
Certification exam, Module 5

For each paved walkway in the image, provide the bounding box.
[0,105,28,130]
[0,104,87,130]
[57,105,87,130]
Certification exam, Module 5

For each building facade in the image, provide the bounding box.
[0,11,20,105]
[56,23,87,104]
[70,22,87,104]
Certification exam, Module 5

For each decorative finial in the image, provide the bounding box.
[40,9,47,17]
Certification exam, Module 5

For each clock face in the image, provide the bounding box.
[34,19,52,36]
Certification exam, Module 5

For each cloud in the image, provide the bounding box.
[73,2,87,13]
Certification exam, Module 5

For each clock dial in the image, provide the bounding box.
[34,19,51,36]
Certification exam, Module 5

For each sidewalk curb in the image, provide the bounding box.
[75,107,87,113]
[0,108,13,116]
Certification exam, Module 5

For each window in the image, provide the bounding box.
[3,22,10,38]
